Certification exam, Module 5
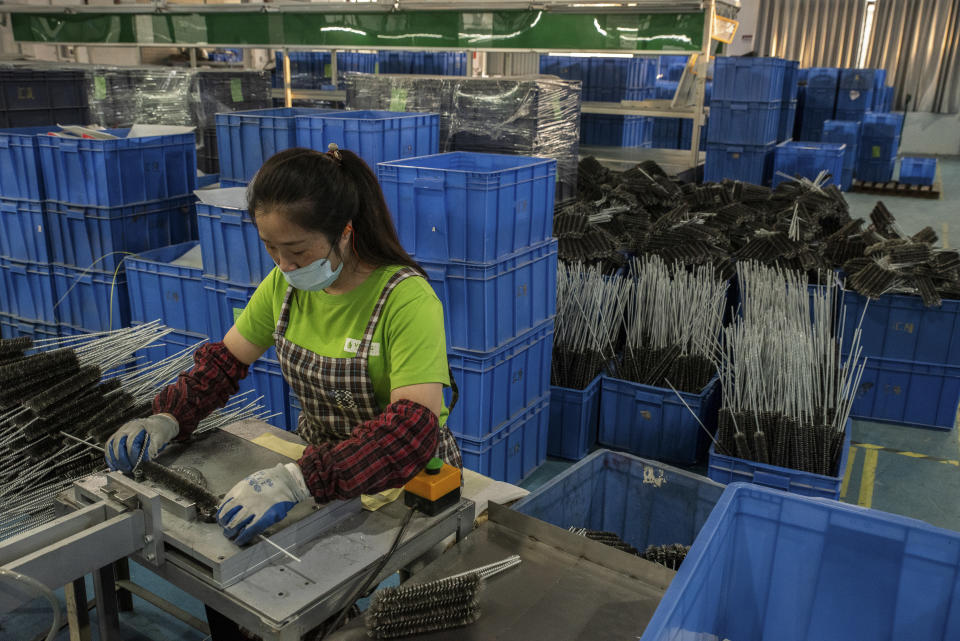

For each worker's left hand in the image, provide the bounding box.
[217,463,310,545]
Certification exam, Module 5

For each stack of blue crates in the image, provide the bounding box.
[821,119,861,190]
[540,55,656,148]
[0,127,58,340]
[38,128,198,334]
[840,286,960,430]
[216,107,439,187]
[836,68,877,121]
[705,57,791,185]
[377,51,467,76]
[857,112,903,183]
[194,188,289,430]
[798,67,840,141]
[378,151,558,483]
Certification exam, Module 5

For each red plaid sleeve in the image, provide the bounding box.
[296,399,438,503]
[153,342,249,439]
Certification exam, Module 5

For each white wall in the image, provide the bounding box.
[727,0,759,56]
[901,112,960,156]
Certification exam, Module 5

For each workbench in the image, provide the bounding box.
[58,419,476,641]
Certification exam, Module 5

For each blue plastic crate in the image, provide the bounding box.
[513,449,724,548]
[45,196,195,272]
[777,100,797,142]
[839,67,877,90]
[242,356,290,431]
[803,85,838,111]
[856,157,896,182]
[850,355,960,430]
[678,118,708,152]
[781,60,799,101]
[822,119,861,169]
[798,106,835,141]
[860,133,900,160]
[712,57,788,102]
[707,420,851,500]
[202,275,279,361]
[197,173,219,189]
[196,194,273,284]
[0,198,48,262]
[51,263,130,331]
[707,100,780,146]
[295,110,439,170]
[836,87,874,114]
[805,67,840,89]
[288,394,302,432]
[455,395,549,484]
[597,374,721,466]
[38,128,197,207]
[548,375,602,461]
[654,80,678,100]
[773,141,846,188]
[0,257,56,322]
[839,167,853,191]
[840,290,960,365]
[835,107,870,123]
[215,107,337,184]
[0,126,47,200]
[378,152,556,264]
[126,242,207,335]
[446,320,553,440]
[641,482,960,641]
[704,142,776,186]
[861,111,904,138]
[419,239,557,353]
[899,157,937,186]
[0,313,58,341]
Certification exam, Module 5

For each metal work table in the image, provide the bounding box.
[61,420,475,641]
[328,503,675,641]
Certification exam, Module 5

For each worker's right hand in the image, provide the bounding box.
[105,414,180,472]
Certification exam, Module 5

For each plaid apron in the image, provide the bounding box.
[274,267,462,468]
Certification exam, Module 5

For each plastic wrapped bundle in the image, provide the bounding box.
[193,70,272,173]
[344,73,581,203]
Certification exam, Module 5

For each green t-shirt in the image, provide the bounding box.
[235,265,450,426]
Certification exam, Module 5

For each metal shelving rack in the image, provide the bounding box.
[2,0,739,172]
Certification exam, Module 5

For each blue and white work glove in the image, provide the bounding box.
[105,414,180,472]
[217,463,310,545]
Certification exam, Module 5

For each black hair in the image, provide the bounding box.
[247,147,425,277]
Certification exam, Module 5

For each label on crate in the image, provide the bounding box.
[324,64,332,78]
[231,78,244,103]
[94,76,107,101]
[872,145,881,159]
[389,88,408,111]
[233,306,243,323]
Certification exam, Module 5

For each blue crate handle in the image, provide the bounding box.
[63,207,85,221]
[0,202,15,213]
[752,469,791,491]
[7,262,26,275]
[634,389,664,407]
[0,139,9,149]
[59,139,80,152]
[413,176,444,191]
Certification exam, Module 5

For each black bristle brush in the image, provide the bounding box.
[0,349,79,386]
[139,460,219,522]
[25,365,102,413]
[365,574,483,640]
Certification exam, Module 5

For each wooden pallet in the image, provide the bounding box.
[850,178,942,199]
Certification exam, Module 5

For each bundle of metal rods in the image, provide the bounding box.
[0,324,276,540]
[714,262,866,476]
[551,262,626,389]
[616,256,728,394]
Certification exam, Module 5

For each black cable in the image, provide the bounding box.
[321,505,417,639]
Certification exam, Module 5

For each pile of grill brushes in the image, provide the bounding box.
[551,262,626,389]
[0,325,275,540]
[714,262,866,477]
[567,527,690,570]
[615,256,727,394]
[566,157,960,306]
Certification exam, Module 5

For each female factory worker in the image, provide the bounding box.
[104,144,462,549]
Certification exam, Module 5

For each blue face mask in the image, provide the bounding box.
[281,248,343,292]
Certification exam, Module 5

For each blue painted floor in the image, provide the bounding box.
[3,159,958,640]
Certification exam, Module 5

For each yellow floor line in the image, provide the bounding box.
[858,448,879,508]
[840,446,858,500]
